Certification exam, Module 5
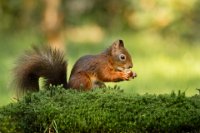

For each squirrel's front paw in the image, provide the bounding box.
[124,69,137,79]
[121,71,130,80]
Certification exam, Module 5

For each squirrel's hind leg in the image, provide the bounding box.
[69,72,92,91]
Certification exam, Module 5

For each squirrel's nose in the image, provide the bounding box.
[128,64,133,69]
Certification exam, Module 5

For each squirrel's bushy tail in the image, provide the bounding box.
[13,47,67,94]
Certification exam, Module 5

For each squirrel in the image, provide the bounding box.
[13,39,137,94]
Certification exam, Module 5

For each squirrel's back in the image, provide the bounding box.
[70,54,108,75]
[13,47,67,94]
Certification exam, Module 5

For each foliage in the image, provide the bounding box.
[0,0,200,41]
[0,86,200,132]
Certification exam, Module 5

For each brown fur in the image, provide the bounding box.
[68,40,134,90]
[13,47,67,94]
[13,40,135,93]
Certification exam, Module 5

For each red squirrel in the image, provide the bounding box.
[13,40,137,93]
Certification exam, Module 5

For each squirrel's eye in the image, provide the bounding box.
[119,54,126,61]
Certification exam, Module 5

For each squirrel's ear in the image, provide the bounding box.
[106,40,124,56]
[112,39,124,49]
[109,39,124,55]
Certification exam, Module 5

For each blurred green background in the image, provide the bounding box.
[0,0,200,106]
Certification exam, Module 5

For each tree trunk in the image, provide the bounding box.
[42,0,64,50]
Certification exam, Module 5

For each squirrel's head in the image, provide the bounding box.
[107,39,133,71]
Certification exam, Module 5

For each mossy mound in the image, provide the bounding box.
[0,86,200,133]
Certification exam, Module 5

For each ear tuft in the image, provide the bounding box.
[118,39,124,47]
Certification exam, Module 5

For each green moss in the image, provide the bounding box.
[0,86,200,132]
